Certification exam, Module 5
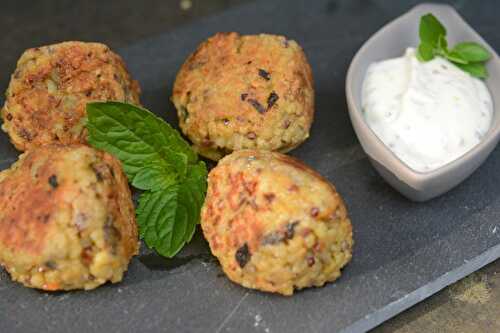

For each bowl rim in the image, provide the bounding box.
[346,2,500,189]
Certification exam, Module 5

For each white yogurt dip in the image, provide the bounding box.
[362,48,494,172]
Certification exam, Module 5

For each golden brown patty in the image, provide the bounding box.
[0,144,138,291]
[172,33,314,160]
[1,41,141,151]
[201,150,353,295]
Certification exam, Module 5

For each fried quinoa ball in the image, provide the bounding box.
[1,41,141,151]
[172,33,314,161]
[0,144,139,291]
[201,150,353,295]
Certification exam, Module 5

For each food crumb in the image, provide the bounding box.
[254,314,262,327]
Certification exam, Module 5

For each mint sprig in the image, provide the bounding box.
[416,13,492,79]
[419,13,446,47]
[86,102,207,257]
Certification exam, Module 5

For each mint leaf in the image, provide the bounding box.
[136,162,207,257]
[416,14,490,79]
[451,42,491,62]
[86,102,196,179]
[455,62,488,79]
[136,187,180,251]
[437,34,448,50]
[417,42,434,61]
[132,163,177,191]
[444,50,469,64]
[419,13,446,46]
[161,147,188,178]
[174,163,207,246]
[86,102,208,258]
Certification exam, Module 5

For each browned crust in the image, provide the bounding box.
[0,144,138,290]
[0,144,138,257]
[1,41,141,151]
[0,151,55,254]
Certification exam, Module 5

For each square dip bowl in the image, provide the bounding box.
[346,3,500,202]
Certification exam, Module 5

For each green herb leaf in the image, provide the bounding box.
[416,13,491,79]
[455,62,488,79]
[451,42,491,62]
[419,13,446,46]
[136,162,207,257]
[132,163,177,191]
[444,50,469,64]
[437,34,448,51]
[86,102,208,258]
[417,42,435,61]
[136,186,181,253]
[161,147,188,177]
[86,102,197,180]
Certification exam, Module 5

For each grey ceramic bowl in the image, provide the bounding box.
[346,3,500,202]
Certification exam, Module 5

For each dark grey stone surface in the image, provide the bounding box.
[0,0,499,332]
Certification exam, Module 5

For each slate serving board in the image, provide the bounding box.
[1,0,499,332]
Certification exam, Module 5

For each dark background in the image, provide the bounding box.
[0,0,250,89]
[2,0,499,85]
[0,1,498,332]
